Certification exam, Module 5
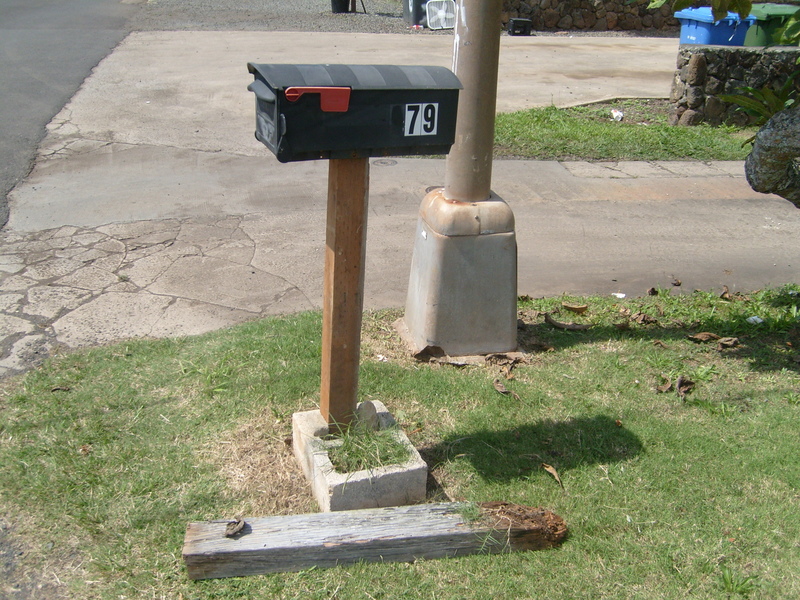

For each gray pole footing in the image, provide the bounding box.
[402,188,517,356]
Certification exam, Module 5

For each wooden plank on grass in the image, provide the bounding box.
[183,502,566,580]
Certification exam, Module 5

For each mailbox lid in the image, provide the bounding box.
[246,64,462,93]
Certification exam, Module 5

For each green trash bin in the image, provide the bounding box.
[744,3,800,46]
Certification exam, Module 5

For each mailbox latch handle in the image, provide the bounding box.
[284,86,351,113]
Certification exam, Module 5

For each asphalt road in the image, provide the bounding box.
[0,0,140,228]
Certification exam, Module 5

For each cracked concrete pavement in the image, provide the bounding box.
[0,216,319,374]
[3,31,800,377]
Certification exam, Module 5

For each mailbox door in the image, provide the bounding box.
[276,88,459,162]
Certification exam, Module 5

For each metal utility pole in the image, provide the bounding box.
[445,0,502,203]
[402,0,518,356]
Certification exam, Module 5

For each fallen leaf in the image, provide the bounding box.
[78,444,92,456]
[717,337,740,350]
[51,386,71,393]
[613,322,630,330]
[688,332,721,343]
[542,463,564,488]
[720,285,732,301]
[653,340,669,349]
[493,378,521,401]
[647,287,658,296]
[544,312,592,331]
[615,420,623,427]
[631,312,657,325]
[562,302,589,314]
[672,279,682,287]
[656,375,674,393]
[676,375,695,400]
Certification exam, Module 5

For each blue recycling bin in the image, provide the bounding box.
[675,7,756,45]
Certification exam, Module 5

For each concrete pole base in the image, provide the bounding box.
[402,188,518,356]
[292,400,428,512]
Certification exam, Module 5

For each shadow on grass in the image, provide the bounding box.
[421,415,643,484]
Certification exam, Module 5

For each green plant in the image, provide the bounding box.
[457,501,483,524]
[180,353,236,396]
[776,8,800,45]
[327,420,410,473]
[719,565,759,597]
[720,65,800,145]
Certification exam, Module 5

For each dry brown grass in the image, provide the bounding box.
[209,408,317,517]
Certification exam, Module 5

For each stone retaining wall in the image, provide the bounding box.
[501,0,679,32]
[670,45,800,126]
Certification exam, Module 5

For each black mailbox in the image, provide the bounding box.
[247,63,461,163]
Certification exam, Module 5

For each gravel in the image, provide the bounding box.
[130,0,678,37]
[130,0,436,34]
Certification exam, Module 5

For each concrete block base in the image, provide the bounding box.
[292,400,427,512]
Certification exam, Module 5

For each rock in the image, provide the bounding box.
[704,76,724,95]
[686,85,705,109]
[670,77,686,103]
[686,53,707,86]
[543,8,559,28]
[704,95,726,120]
[678,109,703,126]
[745,105,800,207]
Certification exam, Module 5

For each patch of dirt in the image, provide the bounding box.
[359,309,417,366]
[578,98,674,126]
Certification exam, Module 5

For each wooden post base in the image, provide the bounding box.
[183,502,566,579]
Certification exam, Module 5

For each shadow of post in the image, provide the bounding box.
[421,415,644,483]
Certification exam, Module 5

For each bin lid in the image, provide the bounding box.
[674,7,756,24]
[748,3,799,19]
[247,64,462,92]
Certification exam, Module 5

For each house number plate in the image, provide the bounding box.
[404,103,439,136]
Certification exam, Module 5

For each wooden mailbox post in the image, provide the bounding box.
[320,158,369,428]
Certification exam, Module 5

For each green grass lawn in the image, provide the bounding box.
[2,287,800,599]
[495,99,756,161]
